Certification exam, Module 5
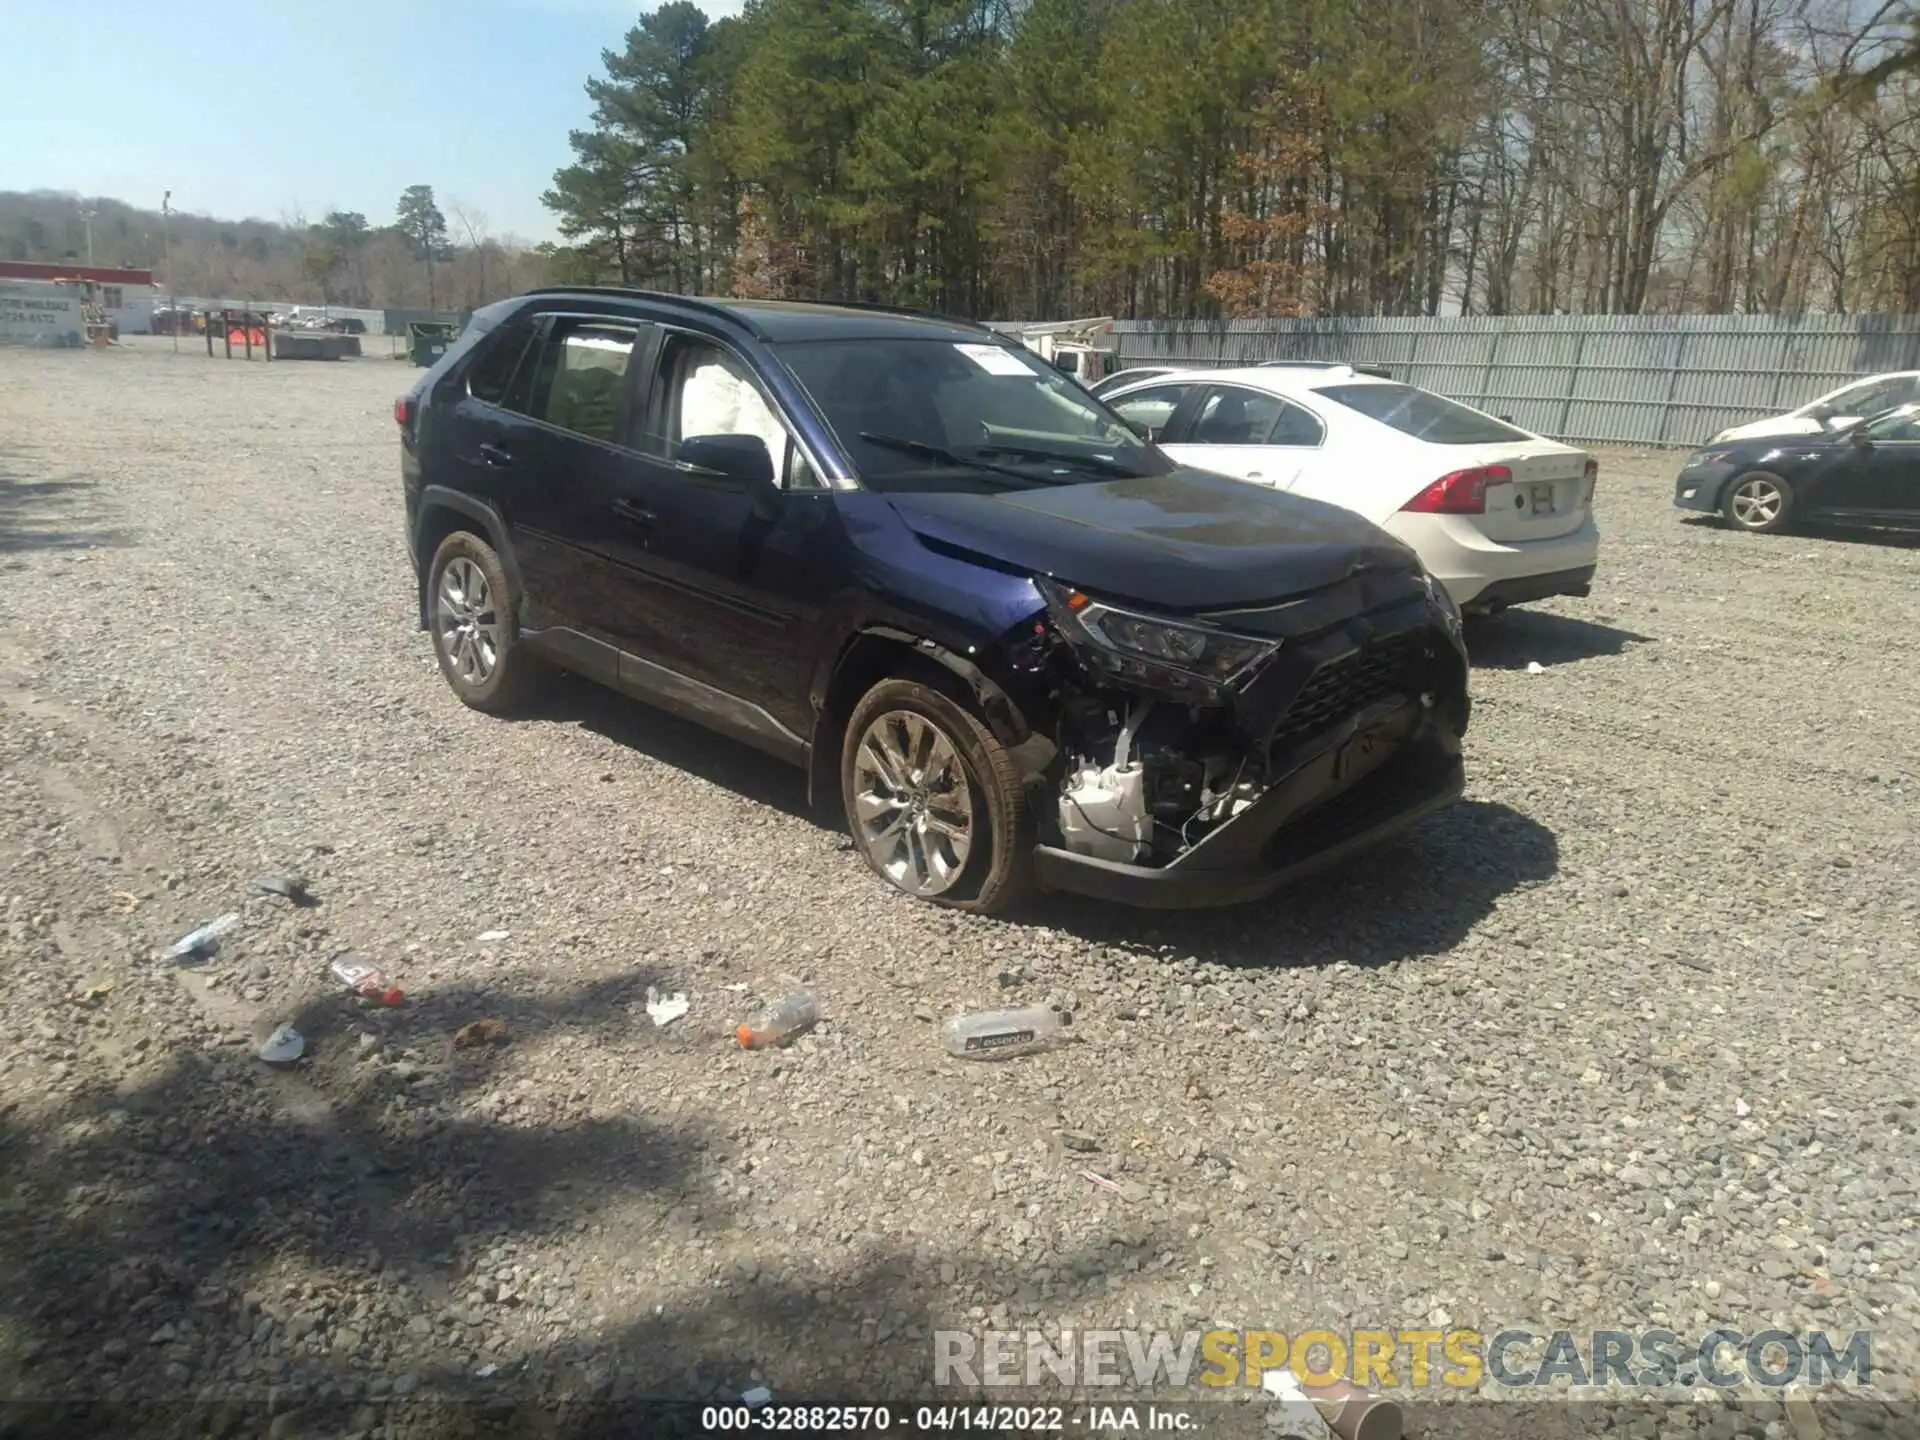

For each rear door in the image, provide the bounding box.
[1160,384,1324,489]
[502,314,664,672]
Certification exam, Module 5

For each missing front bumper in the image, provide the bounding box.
[1032,724,1465,910]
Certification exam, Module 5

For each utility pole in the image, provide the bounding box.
[163,191,176,352]
[78,200,97,266]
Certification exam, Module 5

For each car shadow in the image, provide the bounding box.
[1679,513,1920,549]
[1024,797,1557,969]
[514,676,1554,970]
[1464,610,1653,670]
[511,670,816,823]
[0,467,135,556]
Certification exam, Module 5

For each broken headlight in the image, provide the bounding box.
[1036,576,1278,691]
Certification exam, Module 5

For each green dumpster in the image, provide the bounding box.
[406,321,456,367]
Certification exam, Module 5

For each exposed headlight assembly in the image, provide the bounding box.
[1036,576,1277,694]
[1683,449,1730,469]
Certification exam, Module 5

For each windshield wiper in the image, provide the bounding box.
[857,432,1057,486]
[968,443,1139,477]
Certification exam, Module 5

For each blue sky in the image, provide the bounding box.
[1,0,744,242]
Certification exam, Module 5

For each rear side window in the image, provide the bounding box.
[465,322,533,407]
[523,320,639,444]
[1315,382,1529,444]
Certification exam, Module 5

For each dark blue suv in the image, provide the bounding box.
[399,289,1470,913]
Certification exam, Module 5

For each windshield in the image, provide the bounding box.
[1315,381,1531,444]
[773,337,1162,488]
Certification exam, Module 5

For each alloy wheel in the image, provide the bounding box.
[850,709,975,896]
[1729,476,1785,529]
[436,556,500,686]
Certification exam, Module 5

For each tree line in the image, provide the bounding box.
[0,187,550,312]
[542,0,1920,318]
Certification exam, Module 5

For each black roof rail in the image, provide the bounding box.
[513,287,994,340]
[514,286,772,338]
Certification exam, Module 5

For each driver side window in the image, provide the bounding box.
[1107,383,1193,440]
[1832,377,1910,418]
[645,336,817,489]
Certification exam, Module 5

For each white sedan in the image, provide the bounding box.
[1102,365,1600,614]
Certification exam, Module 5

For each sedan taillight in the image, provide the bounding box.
[1583,457,1599,505]
[1402,464,1512,515]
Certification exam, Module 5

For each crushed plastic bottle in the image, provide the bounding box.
[735,989,819,1049]
[167,912,241,960]
[942,1004,1063,1060]
[330,955,404,1006]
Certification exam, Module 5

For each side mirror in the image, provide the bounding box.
[677,433,775,487]
[1849,427,1874,447]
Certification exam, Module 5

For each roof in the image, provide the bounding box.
[1108,364,1398,397]
[0,260,155,286]
[515,288,995,344]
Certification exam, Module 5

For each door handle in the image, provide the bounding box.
[612,498,657,526]
[477,442,513,467]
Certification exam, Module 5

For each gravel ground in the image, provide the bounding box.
[1,337,1916,1440]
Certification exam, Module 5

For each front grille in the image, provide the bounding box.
[1270,633,1425,752]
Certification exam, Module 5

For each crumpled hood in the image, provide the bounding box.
[883,467,1420,612]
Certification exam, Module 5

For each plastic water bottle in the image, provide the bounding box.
[330,956,404,1006]
[735,989,820,1049]
[942,1005,1063,1060]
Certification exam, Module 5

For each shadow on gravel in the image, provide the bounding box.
[1029,798,1557,970]
[1679,513,1920,549]
[0,955,1184,1438]
[1464,610,1652,670]
[0,466,134,556]
[511,673,814,823]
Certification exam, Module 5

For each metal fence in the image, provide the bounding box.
[1098,314,1920,448]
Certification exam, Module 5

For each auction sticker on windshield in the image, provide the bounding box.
[955,343,1034,376]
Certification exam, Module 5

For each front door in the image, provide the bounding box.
[609,330,836,746]
[1835,411,1920,520]
[1160,384,1325,490]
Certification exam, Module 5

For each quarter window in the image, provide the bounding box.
[465,322,533,407]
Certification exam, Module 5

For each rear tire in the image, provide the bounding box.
[840,678,1033,915]
[1721,471,1794,533]
[427,531,542,714]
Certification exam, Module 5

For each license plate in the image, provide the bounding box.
[1526,482,1556,515]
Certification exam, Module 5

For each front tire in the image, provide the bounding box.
[427,531,542,714]
[1722,471,1794,533]
[840,678,1033,914]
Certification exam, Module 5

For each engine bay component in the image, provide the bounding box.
[1057,702,1153,862]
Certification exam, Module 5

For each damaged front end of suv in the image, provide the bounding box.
[997,563,1469,908]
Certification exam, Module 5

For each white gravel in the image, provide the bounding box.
[1,338,1916,1438]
